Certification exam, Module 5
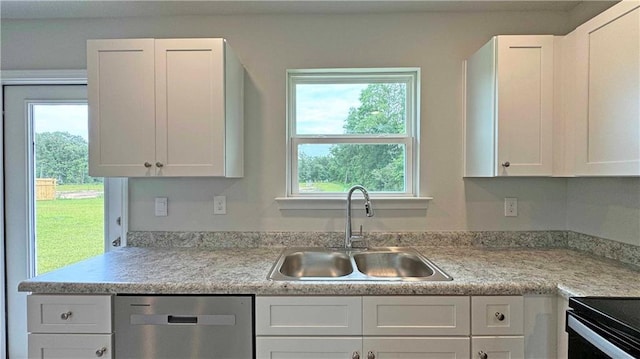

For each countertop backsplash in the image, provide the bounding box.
[127,230,640,269]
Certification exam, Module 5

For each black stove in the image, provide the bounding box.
[567,297,640,359]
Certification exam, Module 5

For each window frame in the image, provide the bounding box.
[286,68,420,198]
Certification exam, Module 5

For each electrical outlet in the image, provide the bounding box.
[214,196,226,215]
[155,197,168,217]
[504,197,518,217]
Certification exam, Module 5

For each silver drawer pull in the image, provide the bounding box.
[479,351,488,359]
[155,162,164,168]
[95,347,107,357]
[495,312,505,321]
[367,351,375,359]
[501,161,510,168]
[352,352,360,359]
[144,162,152,168]
[60,311,72,320]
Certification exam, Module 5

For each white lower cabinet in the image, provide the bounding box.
[471,296,525,359]
[28,334,112,359]
[364,337,470,358]
[256,296,471,359]
[256,337,470,359]
[256,337,362,359]
[27,295,113,359]
[472,337,524,359]
[255,296,362,336]
[256,295,551,359]
[363,296,470,336]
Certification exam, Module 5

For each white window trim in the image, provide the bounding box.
[275,196,432,210]
[1,69,88,85]
[285,68,424,203]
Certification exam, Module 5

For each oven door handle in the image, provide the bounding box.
[567,315,635,359]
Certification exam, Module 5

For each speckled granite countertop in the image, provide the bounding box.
[18,246,640,298]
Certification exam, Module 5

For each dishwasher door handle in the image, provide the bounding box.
[131,314,236,326]
[168,315,197,324]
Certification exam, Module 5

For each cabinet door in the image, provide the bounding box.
[256,296,362,336]
[363,337,470,359]
[256,337,362,359]
[28,334,112,359]
[472,336,524,359]
[87,39,156,177]
[155,39,226,176]
[472,296,524,336]
[27,295,112,334]
[574,2,640,175]
[362,296,470,336]
[496,35,554,176]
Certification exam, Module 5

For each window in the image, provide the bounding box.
[287,68,419,197]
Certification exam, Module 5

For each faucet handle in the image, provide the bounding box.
[349,225,369,248]
[350,225,364,240]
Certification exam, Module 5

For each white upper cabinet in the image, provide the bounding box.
[87,39,155,177]
[465,35,555,177]
[88,38,244,177]
[572,1,640,176]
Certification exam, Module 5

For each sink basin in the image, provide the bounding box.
[279,250,353,278]
[268,247,452,281]
[353,252,434,277]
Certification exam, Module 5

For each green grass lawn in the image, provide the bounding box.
[299,182,347,192]
[35,197,104,274]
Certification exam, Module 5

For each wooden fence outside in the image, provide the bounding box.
[36,178,57,200]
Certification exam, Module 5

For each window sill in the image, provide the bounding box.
[275,196,433,210]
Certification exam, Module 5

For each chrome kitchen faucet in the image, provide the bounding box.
[345,185,375,248]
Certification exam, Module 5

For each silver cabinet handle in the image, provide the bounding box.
[495,312,505,321]
[155,162,164,168]
[367,351,375,359]
[60,311,72,320]
[479,351,488,359]
[95,347,107,357]
[144,162,152,168]
[351,352,360,359]
[501,161,510,168]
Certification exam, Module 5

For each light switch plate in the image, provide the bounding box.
[155,197,168,217]
[214,196,226,215]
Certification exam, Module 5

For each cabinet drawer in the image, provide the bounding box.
[364,337,471,358]
[256,337,362,359]
[472,296,523,335]
[472,336,524,359]
[362,296,470,336]
[28,333,113,359]
[27,295,112,333]
[256,296,362,335]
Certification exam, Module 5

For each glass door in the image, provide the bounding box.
[4,85,126,358]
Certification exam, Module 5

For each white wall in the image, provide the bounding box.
[567,178,640,246]
[1,11,577,233]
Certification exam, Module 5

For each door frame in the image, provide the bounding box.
[1,70,128,358]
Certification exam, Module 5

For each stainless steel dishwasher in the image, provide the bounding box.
[115,295,254,359]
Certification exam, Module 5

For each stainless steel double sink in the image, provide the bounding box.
[268,247,452,281]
